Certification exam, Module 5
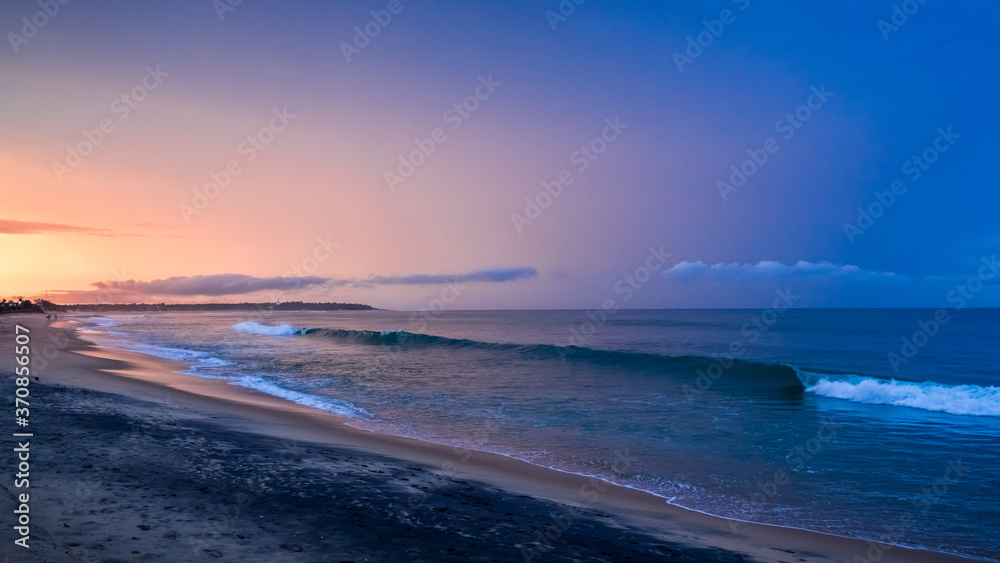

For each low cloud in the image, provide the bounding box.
[93,274,329,297]
[0,219,113,236]
[355,268,538,287]
[0,219,225,239]
[75,268,538,300]
[662,260,907,283]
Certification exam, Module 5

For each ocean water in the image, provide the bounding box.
[79,309,999,560]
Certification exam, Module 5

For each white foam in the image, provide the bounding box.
[127,343,232,370]
[230,375,369,418]
[232,321,299,336]
[85,316,118,328]
[196,357,234,368]
[800,371,1000,417]
[131,343,207,362]
[178,369,232,380]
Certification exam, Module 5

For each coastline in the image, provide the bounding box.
[1,313,977,562]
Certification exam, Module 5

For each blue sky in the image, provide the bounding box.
[2,0,998,308]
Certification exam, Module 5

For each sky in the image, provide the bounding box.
[1,0,999,309]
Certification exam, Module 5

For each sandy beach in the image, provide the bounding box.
[0,314,977,562]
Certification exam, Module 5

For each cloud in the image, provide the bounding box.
[0,219,227,239]
[355,268,538,287]
[77,268,538,299]
[92,274,329,296]
[0,219,113,236]
[662,260,907,283]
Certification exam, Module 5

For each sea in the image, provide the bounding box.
[78,309,999,560]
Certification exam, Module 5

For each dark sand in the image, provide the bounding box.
[0,314,976,562]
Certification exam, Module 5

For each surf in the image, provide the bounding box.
[796,369,1000,417]
[233,322,805,392]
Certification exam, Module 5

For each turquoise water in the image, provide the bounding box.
[82,309,1000,560]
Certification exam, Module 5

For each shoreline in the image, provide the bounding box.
[2,313,978,562]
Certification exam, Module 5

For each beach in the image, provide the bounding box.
[0,314,978,562]
[8,1,997,560]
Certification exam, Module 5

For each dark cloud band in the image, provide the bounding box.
[87,268,538,297]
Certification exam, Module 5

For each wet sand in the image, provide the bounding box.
[0,314,975,562]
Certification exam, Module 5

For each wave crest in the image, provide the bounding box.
[798,370,1000,417]
[232,321,299,336]
[230,376,370,418]
[300,327,804,392]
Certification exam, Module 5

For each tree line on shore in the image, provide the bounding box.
[0,300,375,314]
[0,297,47,314]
